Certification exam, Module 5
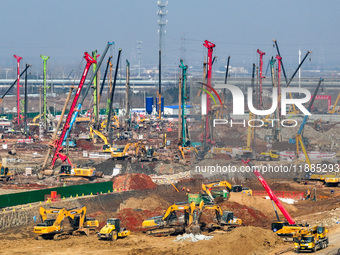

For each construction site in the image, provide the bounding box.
[0,39,339,255]
[1,1,340,253]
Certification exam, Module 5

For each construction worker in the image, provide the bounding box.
[306,189,311,199]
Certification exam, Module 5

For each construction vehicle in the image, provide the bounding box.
[142,202,192,236]
[34,207,68,240]
[176,145,198,161]
[49,52,96,170]
[89,127,116,153]
[67,205,98,236]
[111,142,139,160]
[34,206,98,240]
[257,150,280,161]
[138,146,159,162]
[0,164,14,181]
[97,218,130,241]
[244,160,308,239]
[294,225,328,252]
[201,181,252,203]
[99,116,119,131]
[202,202,242,232]
[328,92,340,114]
[61,139,76,148]
[58,164,102,181]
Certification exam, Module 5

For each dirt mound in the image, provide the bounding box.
[227,192,297,219]
[115,208,165,231]
[76,139,96,150]
[174,226,283,255]
[119,194,170,211]
[112,173,157,190]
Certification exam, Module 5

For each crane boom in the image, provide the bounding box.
[63,42,113,144]
[50,52,96,168]
[245,161,295,225]
[0,65,31,103]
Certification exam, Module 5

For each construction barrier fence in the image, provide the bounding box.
[252,190,304,200]
[0,181,113,208]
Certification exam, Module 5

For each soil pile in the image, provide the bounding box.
[119,194,170,211]
[173,226,283,255]
[112,173,157,190]
[115,208,165,231]
[76,139,96,150]
[228,192,297,219]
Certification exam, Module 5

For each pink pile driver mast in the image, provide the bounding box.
[13,55,23,125]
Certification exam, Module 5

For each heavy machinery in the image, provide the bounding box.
[58,164,102,181]
[111,142,139,160]
[67,205,98,236]
[244,160,307,239]
[142,202,192,236]
[328,92,340,114]
[34,207,68,240]
[257,150,280,161]
[137,145,159,162]
[202,181,252,203]
[294,225,328,252]
[0,164,14,181]
[89,127,116,153]
[99,116,119,131]
[34,206,98,240]
[177,145,198,161]
[202,203,242,232]
[49,52,96,170]
[97,218,130,241]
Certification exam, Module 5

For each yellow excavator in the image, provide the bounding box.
[0,163,14,182]
[67,205,98,236]
[89,127,117,153]
[100,116,119,131]
[202,181,252,203]
[98,218,130,241]
[203,203,242,232]
[34,207,68,240]
[111,142,140,160]
[34,206,98,240]
[142,202,193,236]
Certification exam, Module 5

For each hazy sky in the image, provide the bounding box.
[0,0,339,75]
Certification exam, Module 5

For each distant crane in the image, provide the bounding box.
[13,55,23,125]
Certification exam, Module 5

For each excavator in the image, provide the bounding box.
[142,202,193,236]
[176,145,198,161]
[201,202,242,232]
[201,181,252,203]
[34,206,98,240]
[100,116,119,131]
[111,142,140,160]
[34,207,68,240]
[97,218,130,241]
[67,205,98,236]
[89,127,117,153]
[0,163,14,182]
[136,144,159,162]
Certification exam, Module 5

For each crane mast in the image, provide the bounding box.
[50,52,96,168]
[203,40,215,143]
